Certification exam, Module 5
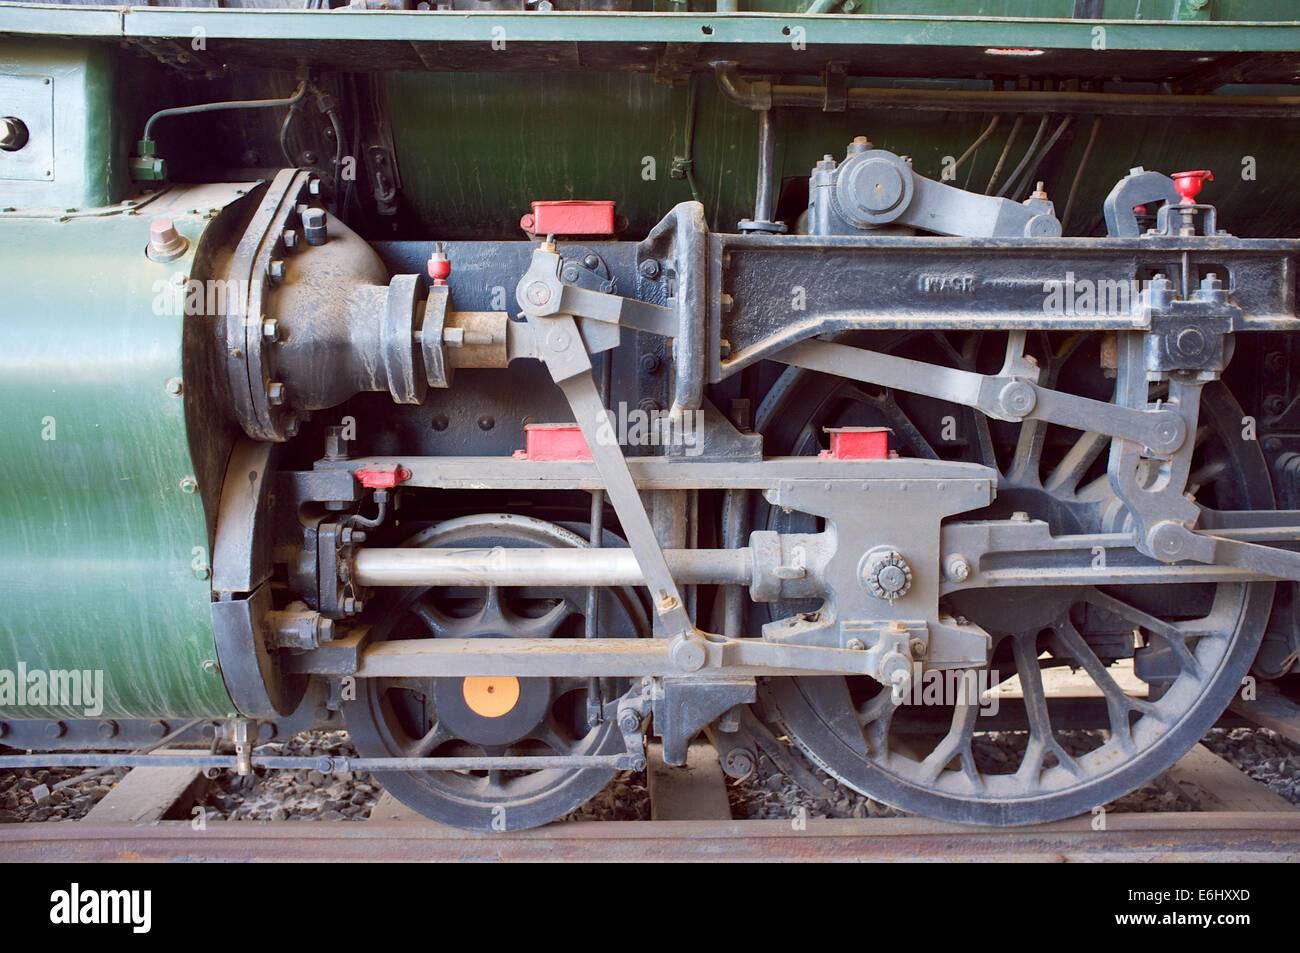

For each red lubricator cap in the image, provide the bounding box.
[1172,170,1213,205]
[520,201,616,237]
[354,465,412,489]
[818,427,892,461]
[427,243,451,286]
[512,423,592,461]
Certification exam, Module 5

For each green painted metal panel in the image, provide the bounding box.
[1,6,1298,50]
[386,71,1300,240]
[0,41,123,212]
[0,196,240,719]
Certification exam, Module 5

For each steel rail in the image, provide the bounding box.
[0,752,640,772]
[3,813,1297,863]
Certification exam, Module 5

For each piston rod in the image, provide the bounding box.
[352,546,753,588]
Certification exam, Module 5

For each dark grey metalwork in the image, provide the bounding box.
[807,139,1061,239]
[1103,167,1183,237]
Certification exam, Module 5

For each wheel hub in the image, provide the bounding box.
[434,675,547,745]
[342,513,650,832]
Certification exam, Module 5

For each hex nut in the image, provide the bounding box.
[861,549,912,601]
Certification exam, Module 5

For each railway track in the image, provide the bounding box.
[3,812,1298,863]
[3,713,1298,862]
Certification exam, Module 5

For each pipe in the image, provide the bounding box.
[353,547,753,588]
[995,115,1048,198]
[143,82,309,144]
[984,114,1024,195]
[947,113,1000,182]
[678,76,702,204]
[1062,115,1103,234]
[714,62,1300,118]
[1003,115,1073,201]
[754,108,777,223]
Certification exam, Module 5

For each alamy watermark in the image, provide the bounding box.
[1041,271,1160,317]
[0,663,104,716]
[595,403,704,456]
[891,664,1001,716]
[152,276,250,317]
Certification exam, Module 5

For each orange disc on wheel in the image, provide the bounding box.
[462,676,521,718]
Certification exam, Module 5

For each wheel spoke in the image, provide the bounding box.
[1005,419,1049,486]
[1011,637,1084,781]
[474,586,510,630]
[917,697,980,787]
[1043,430,1109,495]
[479,744,510,790]
[864,694,897,759]
[843,387,940,459]
[409,597,455,637]
[1053,618,1158,752]
[856,685,897,728]
[512,599,576,638]
[1188,457,1228,492]
[408,720,451,757]
[1081,589,1204,680]
[533,716,578,753]
[928,330,968,368]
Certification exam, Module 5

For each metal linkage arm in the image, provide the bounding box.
[516,245,677,342]
[516,243,696,638]
[1144,520,1300,584]
[774,337,1187,456]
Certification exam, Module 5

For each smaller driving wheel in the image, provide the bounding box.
[343,514,649,831]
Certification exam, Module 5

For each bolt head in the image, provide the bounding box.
[862,549,912,600]
[262,318,281,341]
[147,217,188,260]
[269,259,286,282]
[877,564,907,592]
[282,228,299,250]
[724,749,756,779]
[165,377,183,396]
[267,381,286,405]
[999,380,1037,417]
[526,281,552,306]
[846,638,866,651]
[639,259,661,279]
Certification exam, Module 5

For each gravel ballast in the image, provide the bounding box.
[2,724,1297,824]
